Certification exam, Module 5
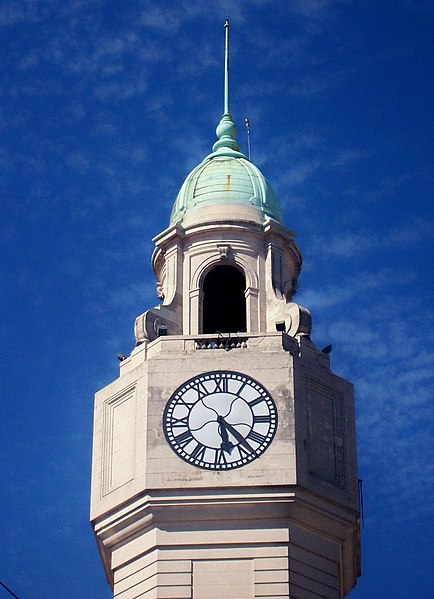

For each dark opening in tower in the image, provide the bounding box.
[202,265,246,334]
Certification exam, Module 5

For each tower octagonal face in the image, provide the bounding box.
[91,332,360,598]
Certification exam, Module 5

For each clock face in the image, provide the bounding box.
[163,371,277,470]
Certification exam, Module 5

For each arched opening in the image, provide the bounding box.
[202,265,246,334]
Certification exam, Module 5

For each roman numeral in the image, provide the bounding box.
[171,415,189,427]
[214,376,229,393]
[235,381,248,396]
[176,397,195,409]
[238,444,253,459]
[247,430,268,445]
[253,414,271,424]
[248,396,264,407]
[190,443,207,461]
[215,448,228,465]
[175,430,194,447]
[192,380,209,399]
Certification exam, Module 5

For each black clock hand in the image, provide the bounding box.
[217,416,253,452]
[216,416,234,454]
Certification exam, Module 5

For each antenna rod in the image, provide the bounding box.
[224,18,230,116]
[245,117,251,160]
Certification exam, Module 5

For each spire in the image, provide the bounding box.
[212,18,241,154]
[224,17,230,116]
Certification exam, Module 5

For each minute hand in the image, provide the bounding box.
[217,416,253,451]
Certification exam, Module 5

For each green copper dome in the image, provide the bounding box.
[170,153,283,225]
[170,19,284,227]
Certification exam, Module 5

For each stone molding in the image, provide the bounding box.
[93,485,360,595]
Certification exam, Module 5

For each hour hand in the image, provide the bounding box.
[218,416,253,452]
[217,416,234,454]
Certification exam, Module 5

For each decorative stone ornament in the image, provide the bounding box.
[163,371,277,470]
[217,243,231,259]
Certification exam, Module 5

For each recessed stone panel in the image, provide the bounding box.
[306,378,346,489]
[102,384,136,496]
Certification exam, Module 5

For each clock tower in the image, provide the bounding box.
[91,20,360,599]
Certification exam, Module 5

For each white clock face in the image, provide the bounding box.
[163,371,277,470]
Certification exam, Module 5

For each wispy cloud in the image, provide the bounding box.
[269,140,369,198]
[0,0,49,27]
[288,0,346,19]
[299,268,413,309]
[308,218,434,259]
[139,5,182,33]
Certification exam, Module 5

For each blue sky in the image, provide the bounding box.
[1,1,433,598]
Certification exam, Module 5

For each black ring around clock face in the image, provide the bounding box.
[163,371,278,470]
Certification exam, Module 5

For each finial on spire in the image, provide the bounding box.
[212,17,241,154]
[224,17,230,116]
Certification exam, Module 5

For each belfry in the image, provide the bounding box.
[91,20,360,599]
